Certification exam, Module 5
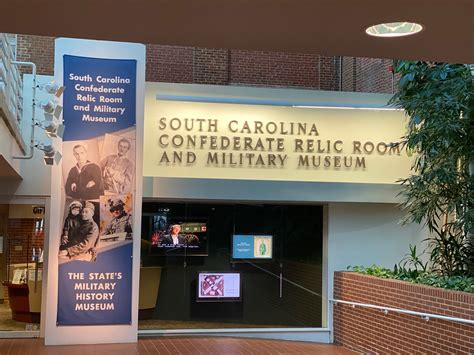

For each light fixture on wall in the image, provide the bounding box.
[35,142,62,166]
[12,65,66,164]
[34,81,65,152]
[40,100,63,120]
[38,120,65,139]
[39,81,65,97]
[365,22,423,38]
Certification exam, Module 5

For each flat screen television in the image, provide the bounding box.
[232,234,273,261]
[197,272,241,302]
[143,210,208,256]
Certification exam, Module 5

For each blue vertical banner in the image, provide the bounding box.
[62,56,136,140]
[57,54,137,325]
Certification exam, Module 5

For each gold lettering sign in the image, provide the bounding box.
[144,101,412,184]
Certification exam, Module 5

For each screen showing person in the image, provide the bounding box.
[144,214,208,256]
[65,144,104,200]
[157,222,204,248]
[160,224,186,246]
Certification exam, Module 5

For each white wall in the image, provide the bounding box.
[0,115,21,174]
[328,203,426,272]
[326,202,426,338]
[0,74,53,198]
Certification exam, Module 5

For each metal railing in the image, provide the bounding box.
[0,34,22,125]
[330,299,474,326]
[0,33,27,152]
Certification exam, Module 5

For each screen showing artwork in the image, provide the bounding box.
[232,235,273,260]
[197,272,241,301]
[143,209,208,256]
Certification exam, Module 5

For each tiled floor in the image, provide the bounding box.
[0,337,354,354]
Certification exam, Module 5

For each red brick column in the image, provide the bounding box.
[333,271,474,354]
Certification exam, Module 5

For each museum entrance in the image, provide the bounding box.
[0,199,46,334]
[138,201,324,330]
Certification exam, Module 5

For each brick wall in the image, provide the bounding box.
[355,58,395,93]
[17,35,54,75]
[230,50,324,89]
[146,44,193,83]
[16,34,395,92]
[341,57,396,93]
[7,218,44,266]
[341,57,356,92]
[333,271,474,354]
[2,218,44,302]
[194,48,229,85]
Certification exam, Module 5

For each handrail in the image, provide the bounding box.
[330,299,474,325]
[11,61,36,159]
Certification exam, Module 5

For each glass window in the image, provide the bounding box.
[139,202,323,330]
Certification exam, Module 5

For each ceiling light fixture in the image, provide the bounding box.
[365,22,423,38]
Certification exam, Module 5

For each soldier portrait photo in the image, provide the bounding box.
[99,194,133,242]
[100,133,135,195]
[63,140,103,201]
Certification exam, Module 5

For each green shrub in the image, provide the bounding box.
[348,265,474,293]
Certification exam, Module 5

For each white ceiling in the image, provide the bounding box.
[1,0,473,63]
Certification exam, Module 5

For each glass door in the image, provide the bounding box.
[0,199,45,333]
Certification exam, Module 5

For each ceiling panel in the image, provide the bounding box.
[0,0,473,63]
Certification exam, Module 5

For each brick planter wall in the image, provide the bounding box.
[333,271,474,354]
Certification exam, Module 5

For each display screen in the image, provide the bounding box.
[232,235,273,260]
[197,272,241,301]
[143,209,208,256]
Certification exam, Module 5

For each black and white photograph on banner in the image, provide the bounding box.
[99,194,133,243]
[63,140,104,201]
[58,200,100,262]
[100,133,135,195]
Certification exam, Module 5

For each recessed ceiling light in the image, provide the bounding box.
[365,22,423,37]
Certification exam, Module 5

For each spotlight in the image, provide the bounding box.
[40,100,55,114]
[39,121,65,138]
[39,81,65,97]
[36,143,62,165]
[40,100,63,119]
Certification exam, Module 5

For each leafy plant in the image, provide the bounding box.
[396,243,428,279]
[389,61,474,276]
[348,265,474,293]
[349,265,394,278]
[426,224,468,276]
